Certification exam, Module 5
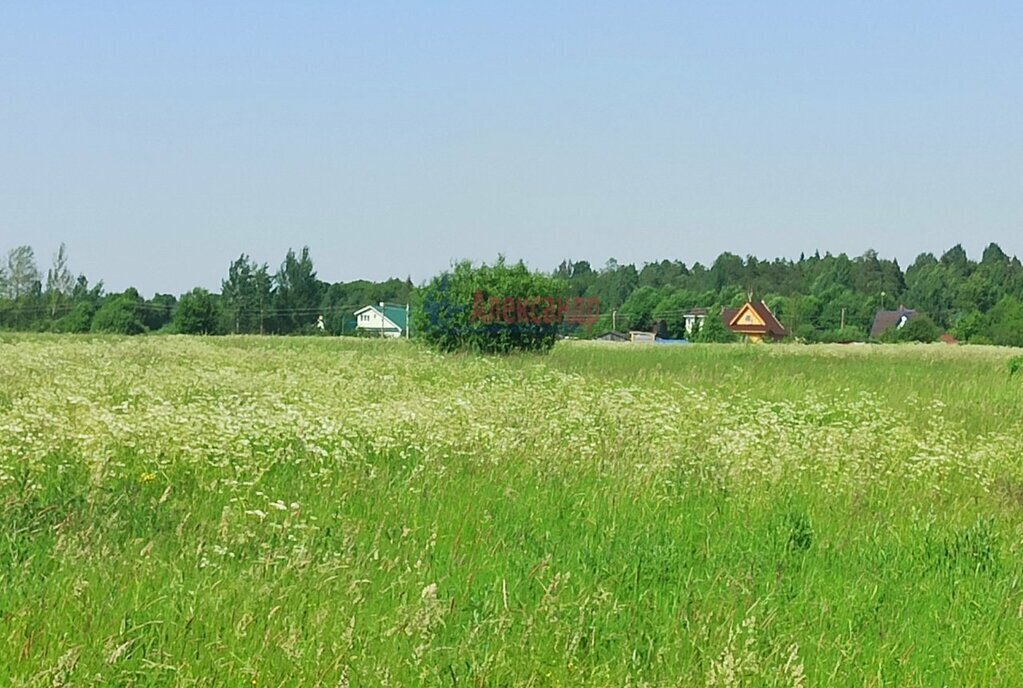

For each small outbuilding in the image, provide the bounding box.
[629,331,656,344]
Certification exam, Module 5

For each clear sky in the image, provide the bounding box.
[2,2,1021,295]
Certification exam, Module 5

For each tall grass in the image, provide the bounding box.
[1,336,1022,686]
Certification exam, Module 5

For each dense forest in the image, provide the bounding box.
[2,242,1023,345]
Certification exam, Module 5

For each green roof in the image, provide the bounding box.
[381,304,408,331]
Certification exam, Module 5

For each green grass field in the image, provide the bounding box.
[2,335,1023,686]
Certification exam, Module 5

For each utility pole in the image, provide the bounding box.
[612,309,617,331]
[406,303,410,339]
[840,307,846,330]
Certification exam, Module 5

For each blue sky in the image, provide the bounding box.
[2,2,1021,295]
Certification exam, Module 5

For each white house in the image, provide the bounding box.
[354,304,408,338]
[683,308,708,335]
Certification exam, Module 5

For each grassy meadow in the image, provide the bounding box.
[2,335,1023,686]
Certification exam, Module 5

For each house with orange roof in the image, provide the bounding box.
[721,300,787,343]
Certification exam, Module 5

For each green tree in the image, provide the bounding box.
[45,243,75,318]
[272,247,321,333]
[222,254,271,334]
[587,259,639,311]
[253,265,272,334]
[554,260,597,297]
[955,271,998,313]
[710,252,745,291]
[619,286,662,331]
[174,288,219,334]
[985,297,1023,348]
[91,290,145,335]
[2,246,41,329]
[142,294,177,331]
[940,243,971,278]
[811,254,855,296]
[905,263,956,329]
[72,275,103,303]
[3,245,40,300]
[654,288,699,338]
[951,311,986,343]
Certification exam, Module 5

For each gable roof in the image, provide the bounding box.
[723,301,786,337]
[355,304,408,331]
[870,307,916,338]
[728,302,766,328]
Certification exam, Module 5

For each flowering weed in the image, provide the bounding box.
[0,336,1022,685]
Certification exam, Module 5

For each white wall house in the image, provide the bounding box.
[683,309,707,335]
[354,304,407,338]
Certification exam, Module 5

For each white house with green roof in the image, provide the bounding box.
[354,303,408,338]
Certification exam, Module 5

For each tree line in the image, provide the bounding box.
[555,243,1023,345]
[0,245,412,336]
[2,242,1022,345]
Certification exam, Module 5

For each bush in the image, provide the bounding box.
[91,294,145,335]
[952,310,985,342]
[56,302,96,333]
[413,259,568,354]
[900,314,941,342]
[693,309,736,343]
[818,326,867,344]
[793,323,817,343]
[881,314,940,343]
